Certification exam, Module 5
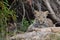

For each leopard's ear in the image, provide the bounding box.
[33,10,39,14]
[44,11,49,15]
[43,11,49,17]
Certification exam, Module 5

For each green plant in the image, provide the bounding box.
[0,1,16,39]
[3,0,9,6]
[20,18,29,32]
[20,18,33,32]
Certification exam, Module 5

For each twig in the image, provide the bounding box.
[9,0,16,9]
[21,0,26,26]
[57,0,60,5]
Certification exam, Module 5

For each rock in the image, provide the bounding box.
[10,27,60,40]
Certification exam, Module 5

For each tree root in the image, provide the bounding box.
[43,0,60,22]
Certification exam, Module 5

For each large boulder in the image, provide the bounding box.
[10,27,60,40]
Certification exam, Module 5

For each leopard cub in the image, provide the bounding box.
[27,10,55,32]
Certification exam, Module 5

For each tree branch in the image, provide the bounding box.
[43,0,60,22]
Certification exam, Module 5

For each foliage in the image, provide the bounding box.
[20,18,30,32]
[3,0,9,6]
[0,0,34,39]
[0,0,16,39]
[20,18,33,32]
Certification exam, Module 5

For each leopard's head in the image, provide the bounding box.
[34,10,49,24]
